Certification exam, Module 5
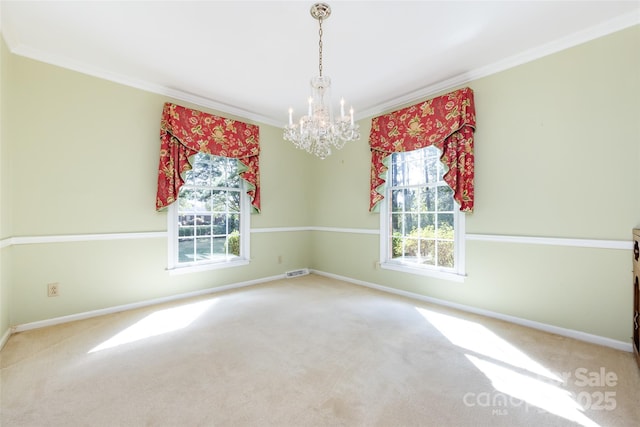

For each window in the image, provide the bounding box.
[380,145,465,281]
[168,153,250,273]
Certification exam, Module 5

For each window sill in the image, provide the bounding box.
[167,258,249,276]
[380,261,466,283]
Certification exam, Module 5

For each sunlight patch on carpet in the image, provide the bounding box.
[467,355,601,427]
[89,299,216,353]
[416,308,560,381]
[416,307,601,427]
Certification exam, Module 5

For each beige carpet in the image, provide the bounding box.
[1,274,639,426]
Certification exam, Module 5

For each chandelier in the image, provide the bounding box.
[283,3,360,159]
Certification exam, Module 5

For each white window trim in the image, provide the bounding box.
[378,175,466,283]
[166,181,251,276]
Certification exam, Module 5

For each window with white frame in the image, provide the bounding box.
[380,145,465,280]
[168,152,250,272]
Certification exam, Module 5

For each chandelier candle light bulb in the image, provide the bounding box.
[283,2,360,159]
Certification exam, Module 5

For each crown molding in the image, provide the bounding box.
[2,11,638,126]
[0,31,281,128]
[357,11,640,120]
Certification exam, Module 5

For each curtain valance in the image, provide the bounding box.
[369,87,476,212]
[156,102,261,212]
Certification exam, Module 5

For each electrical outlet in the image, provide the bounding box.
[47,283,60,297]
[277,255,283,264]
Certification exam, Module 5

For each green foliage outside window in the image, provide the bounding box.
[392,222,454,268]
[226,231,240,256]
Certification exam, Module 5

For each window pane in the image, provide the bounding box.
[178,238,194,263]
[196,225,210,236]
[405,150,421,164]
[391,235,402,258]
[211,190,227,212]
[404,188,419,212]
[422,240,436,266]
[195,237,212,260]
[178,189,196,211]
[178,226,194,237]
[211,157,225,187]
[391,189,403,212]
[212,236,227,256]
[228,174,241,189]
[426,152,439,183]
[183,169,196,186]
[404,238,419,257]
[391,213,404,235]
[394,237,406,258]
[194,152,209,163]
[191,189,211,212]
[437,214,455,238]
[227,160,240,188]
[212,214,227,235]
[438,241,455,268]
[406,214,418,235]
[228,191,241,212]
[438,185,454,211]
[229,214,240,234]
[390,156,403,186]
[419,214,435,236]
[406,158,424,186]
[227,232,240,256]
[423,187,436,212]
[178,214,194,226]
[192,162,211,187]
[196,214,211,225]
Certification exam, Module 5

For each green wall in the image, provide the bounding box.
[1,25,639,345]
[1,37,12,339]
[310,25,640,342]
[1,44,311,326]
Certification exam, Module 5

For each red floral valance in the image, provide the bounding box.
[156,102,261,212]
[369,87,476,212]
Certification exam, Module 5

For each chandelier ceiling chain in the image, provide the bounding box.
[283,2,360,159]
[318,16,323,77]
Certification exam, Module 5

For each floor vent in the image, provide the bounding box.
[285,268,310,278]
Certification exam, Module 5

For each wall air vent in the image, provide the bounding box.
[285,268,310,278]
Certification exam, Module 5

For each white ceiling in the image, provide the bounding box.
[1,1,639,127]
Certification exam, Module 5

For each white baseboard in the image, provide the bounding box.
[7,269,633,353]
[0,327,12,351]
[311,269,633,353]
[13,273,286,333]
